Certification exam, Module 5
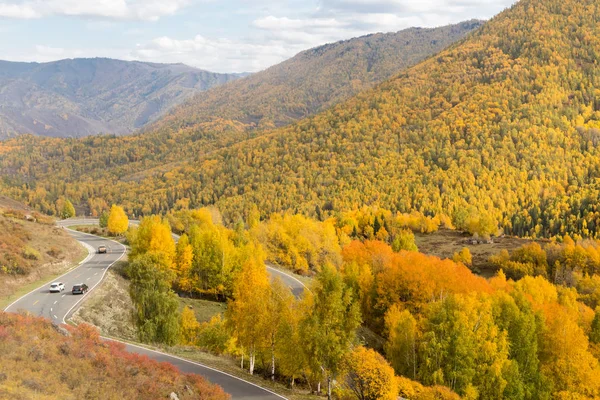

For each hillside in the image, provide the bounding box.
[170,0,600,239]
[0,196,85,306]
[0,22,482,142]
[0,312,228,399]
[4,0,600,239]
[52,0,600,241]
[0,58,245,139]
[151,20,483,134]
[0,20,484,216]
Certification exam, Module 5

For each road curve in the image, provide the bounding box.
[6,222,286,400]
[266,264,308,298]
[5,228,125,323]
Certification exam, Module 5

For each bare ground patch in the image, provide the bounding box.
[415,229,540,277]
[71,264,138,341]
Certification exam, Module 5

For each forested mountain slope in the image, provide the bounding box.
[151,20,483,134]
[0,20,483,215]
[5,0,600,239]
[6,0,597,240]
[0,58,245,139]
[101,0,599,237]
[172,0,600,238]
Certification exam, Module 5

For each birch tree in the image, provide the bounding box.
[300,264,361,399]
[226,246,269,375]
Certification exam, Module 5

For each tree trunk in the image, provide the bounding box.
[317,381,321,395]
[249,345,255,375]
[271,343,275,381]
[327,375,332,400]
[241,353,244,370]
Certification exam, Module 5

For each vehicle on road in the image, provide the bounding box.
[49,282,65,293]
[71,283,89,295]
[97,245,107,254]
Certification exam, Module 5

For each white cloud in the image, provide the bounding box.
[131,34,298,73]
[34,45,66,58]
[0,0,192,21]
[0,2,39,18]
[253,16,345,31]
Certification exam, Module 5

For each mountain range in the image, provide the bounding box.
[0,21,482,141]
[150,20,484,135]
[11,0,600,240]
[0,58,246,139]
[0,19,484,211]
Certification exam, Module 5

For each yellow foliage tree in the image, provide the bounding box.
[539,303,600,396]
[180,306,200,345]
[107,204,128,235]
[397,377,460,400]
[253,213,341,274]
[343,346,398,400]
[225,245,270,375]
[384,305,418,379]
[61,199,76,219]
[452,247,472,268]
[175,233,194,293]
[129,215,176,268]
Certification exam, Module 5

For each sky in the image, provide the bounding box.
[0,0,517,74]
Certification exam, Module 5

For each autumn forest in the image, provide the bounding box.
[4,0,600,399]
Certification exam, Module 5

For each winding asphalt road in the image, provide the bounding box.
[5,228,124,324]
[5,218,307,400]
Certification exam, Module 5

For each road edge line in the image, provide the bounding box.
[266,265,309,290]
[61,228,127,323]
[102,336,288,400]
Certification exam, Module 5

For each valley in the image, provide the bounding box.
[4,0,600,399]
[2,1,600,242]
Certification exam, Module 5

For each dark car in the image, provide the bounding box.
[72,284,89,295]
[97,245,107,254]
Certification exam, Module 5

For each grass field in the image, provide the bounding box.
[179,297,226,322]
[415,229,539,276]
[71,264,138,340]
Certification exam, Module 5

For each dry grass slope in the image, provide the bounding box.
[0,196,86,307]
[0,312,229,399]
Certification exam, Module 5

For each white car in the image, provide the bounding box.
[49,282,65,293]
